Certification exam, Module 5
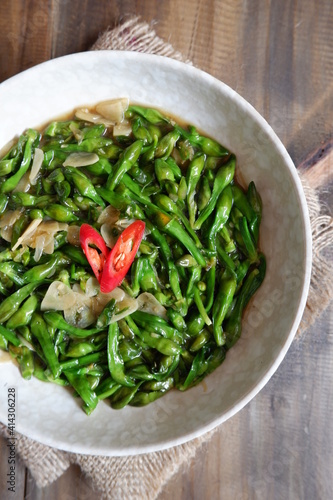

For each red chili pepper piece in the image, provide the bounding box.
[80,224,109,282]
[100,220,145,293]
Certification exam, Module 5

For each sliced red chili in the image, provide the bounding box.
[79,224,109,282]
[100,220,145,293]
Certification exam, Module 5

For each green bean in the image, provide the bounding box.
[59,351,107,372]
[64,371,98,414]
[247,181,262,244]
[146,220,186,309]
[106,140,143,191]
[177,348,208,391]
[43,311,103,338]
[22,252,61,283]
[193,156,235,230]
[110,383,142,409]
[11,214,29,249]
[107,323,135,387]
[1,129,39,194]
[186,154,205,227]
[225,254,266,348]
[9,345,34,379]
[154,193,202,247]
[64,167,105,207]
[212,273,237,346]
[130,386,172,406]
[0,262,25,286]
[96,300,116,329]
[152,211,206,267]
[0,281,42,323]
[127,105,169,124]
[197,175,212,212]
[239,216,258,262]
[31,312,61,378]
[0,324,21,347]
[193,286,212,326]
[43,203,79,222]
[6,294,38,329]
[131,310,183,343]
[126,316,182,356]
[95,377,121,400]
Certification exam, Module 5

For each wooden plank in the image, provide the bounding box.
[0,0,53,82]
[0,1,332,499]
[299,140,333,189]
[0,434,26,500]
[25,463,103,500]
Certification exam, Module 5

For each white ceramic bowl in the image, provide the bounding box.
[0,51,311,456]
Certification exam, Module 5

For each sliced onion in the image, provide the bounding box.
[29,148,44,185]
[12,218,43,250]
[113,120,132,137]
[95,97,129,122]
[41,281,76,311]
[137,292,167,319]
[63,152,99,167]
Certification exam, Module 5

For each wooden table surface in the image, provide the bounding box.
[0,1,333,499]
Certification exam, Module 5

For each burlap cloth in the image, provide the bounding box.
[1,16,333,499]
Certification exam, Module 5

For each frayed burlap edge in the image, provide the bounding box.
[90,15,192,64]
[298,177,333,334]
[1,14,333,500]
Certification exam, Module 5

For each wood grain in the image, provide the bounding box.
[0,1,333,499]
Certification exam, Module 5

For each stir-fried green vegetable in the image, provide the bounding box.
[0,99,265,413]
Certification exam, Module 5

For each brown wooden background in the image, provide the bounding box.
[0,1,333,499]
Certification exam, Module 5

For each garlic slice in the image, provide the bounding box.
[97,205,120,225]
[96,98,129,123]
[41,281,77,311]
[63,152,99,167]
[0,209,22,228]
[110,294,138,323]
[29,148,44,185]
[113,120,132,137]
[13,171,31,193]
[12,218,43,251]
[100,223,119,249]
[137,292,167,319]
[64,297,95,328]
[75,108,114,127]
[66,225,80,246]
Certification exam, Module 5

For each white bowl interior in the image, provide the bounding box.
[0,52,311,455]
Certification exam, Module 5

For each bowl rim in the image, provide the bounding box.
[0,50,312,455]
